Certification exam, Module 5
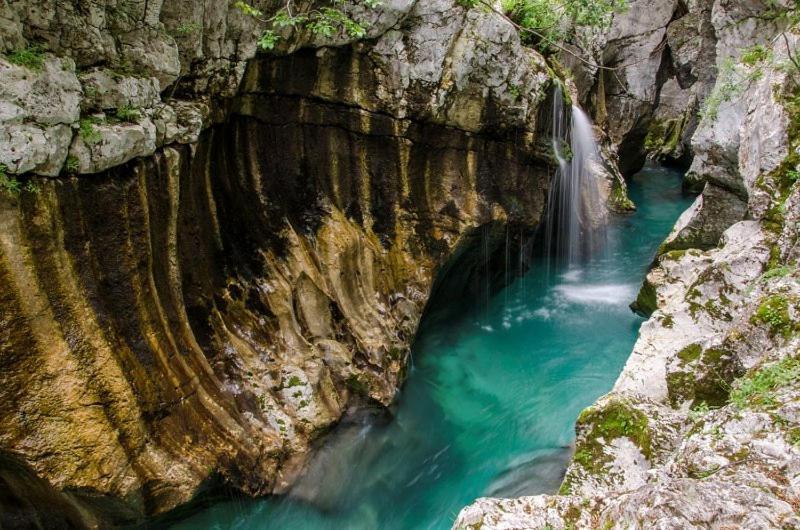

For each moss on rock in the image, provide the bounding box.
[572,399,652,476]
[667,370,696,407]
[644,117,686,161]
[610,179,636,212]
[677,343,702,364]
[667,345,740,408]
[751,294,799,338]
[631,277,658,316]
[730,357,800,409]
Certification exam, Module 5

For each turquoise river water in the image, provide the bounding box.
[171,166,694,530]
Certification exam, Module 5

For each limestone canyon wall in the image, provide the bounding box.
[0,0,582,526]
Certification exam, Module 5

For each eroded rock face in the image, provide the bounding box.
[0,1,567,526]
[1,117,549,526]
[569,0,718,175]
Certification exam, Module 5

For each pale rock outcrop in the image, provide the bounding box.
[560,0,716,175]
[0,0,560,177]
[565,0,718,175]
[567,0,681,175]
[69,118,158,174]
[686,0,794,192]
[79,70,161,112]
[0,54,80,175]
[0,0,261,177]
[655,181,749,254]
[672,18,797,253]
[153,100,210,146]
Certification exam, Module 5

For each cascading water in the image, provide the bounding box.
[546,85,606,265]
[171,165,694,530]
[169,86,694,530]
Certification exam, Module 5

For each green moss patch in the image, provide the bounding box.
[610,179,636,212]
[677,343,702,364]
[345,374,370,396]
[694,348,739,407]
[668,345,740,408]
[644,117,686,161]
[667,370,695,407]
[630,279,657,316]
[730,357,800,409]
[662,249,688,261]
[284,375,303,388]
[572,399,652,476]
[751,294,799,338]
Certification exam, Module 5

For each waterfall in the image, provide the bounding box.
[546,85,606,266]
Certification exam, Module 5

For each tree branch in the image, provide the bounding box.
[477,0,659,73]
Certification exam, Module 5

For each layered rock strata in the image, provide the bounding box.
[0,0,593,527]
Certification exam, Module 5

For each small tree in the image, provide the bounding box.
[459,0,628,54]
[234,0,382,50]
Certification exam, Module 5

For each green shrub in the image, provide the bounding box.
[79,118,103,145]
[740,44,772,66]
[730,357,800,409]
[110,58,148,79]
[688,401,712,422]
[7,45,45,70]
[285,375,303,388]
[174,22,201,36]
[23,180,39,194]
[234,0,382,51]
[65,156,80,174]
[500,0,627,52]
[115,105,141,123]
[760,265,795,284]
[0,164,20,194]
[753,295,798,338]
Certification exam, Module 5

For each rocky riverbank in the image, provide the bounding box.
[455,1,800,528]
[2,0,797,528]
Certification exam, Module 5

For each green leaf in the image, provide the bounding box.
[258,30,280,50]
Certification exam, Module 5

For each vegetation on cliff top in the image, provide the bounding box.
[701,4,800,121]
[234,0,382,50]
[457,0,627,54]
[236,0,628,60]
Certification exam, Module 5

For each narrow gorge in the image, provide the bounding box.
[0,1,798,529]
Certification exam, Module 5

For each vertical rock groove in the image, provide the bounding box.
[0,47,553,524]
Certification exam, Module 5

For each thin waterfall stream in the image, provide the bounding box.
[170,96,695,529]
[546,85,607,266]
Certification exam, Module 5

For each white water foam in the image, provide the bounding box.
[553,283,635,305]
